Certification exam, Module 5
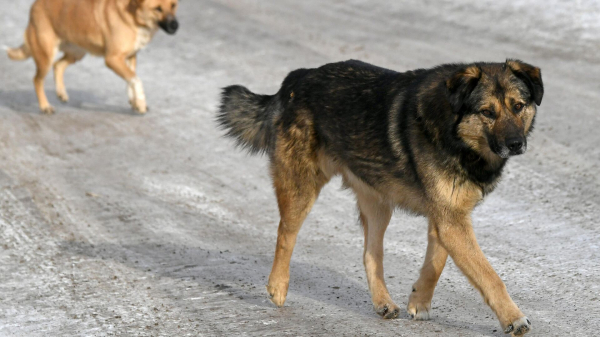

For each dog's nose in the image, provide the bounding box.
[169,19,179,32]
[159,16,179,34]
[506,137,524,153]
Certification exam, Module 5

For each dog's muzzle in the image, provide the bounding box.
[490,136,527,158]
[159,16,179,35]
[505,136,527,156]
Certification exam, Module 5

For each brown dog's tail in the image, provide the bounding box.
[217,85,281,154]
[6,41,31,61]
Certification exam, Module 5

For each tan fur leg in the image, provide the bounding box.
[127,54,137,72]
[126,55,138,106]
[433,211,530,335]
[105,54,146,113]
[53,53,85,103]
[407,220,448,320]
[266,168,326,307]
[356,187,398,319]
[266,117,328,307]
[27,25,57,114]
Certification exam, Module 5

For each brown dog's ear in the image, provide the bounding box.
[446,65,482,113]
[506,59,544,106]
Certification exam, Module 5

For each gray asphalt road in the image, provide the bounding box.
[1,1,599,336]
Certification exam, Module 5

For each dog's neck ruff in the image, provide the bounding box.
[133,26,158,53]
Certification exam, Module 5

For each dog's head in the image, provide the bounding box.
[447,60,543,161]
[132,0,180,34]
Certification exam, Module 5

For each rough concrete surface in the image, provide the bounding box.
[0,0,599,336]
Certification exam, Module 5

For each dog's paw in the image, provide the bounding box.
[131,100,147,114]
[374,301,400,319]
[41,105,55,115]
[407,287,433,320]
[504,317,531,336]
[407,300,431,320]
[57,91,69,103]
[266,283,288,307]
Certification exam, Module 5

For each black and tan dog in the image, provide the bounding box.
[6,0,179,114]
[218,59,542,336]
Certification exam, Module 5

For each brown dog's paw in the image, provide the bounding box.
[374,302,400,319]
[266,283,288,307]
[132,103,147,114]
[57,91,69,103]
[130,98,148,114]
[505,317,531,336]
[41,105,55,115]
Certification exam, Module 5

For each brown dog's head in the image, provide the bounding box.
[132,0,180,34]
[447,60,543,161]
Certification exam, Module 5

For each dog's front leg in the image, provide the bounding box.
[105,54,147,113]
[126,55,137,106]
[432,211,531,336]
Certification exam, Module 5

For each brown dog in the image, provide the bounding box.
[6,0,179,114]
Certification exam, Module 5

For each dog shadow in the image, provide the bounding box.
[59,240,502,336]
[0,89,136,115]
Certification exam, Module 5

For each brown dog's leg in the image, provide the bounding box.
[127,54,137,72]
[27,24,57,114]
[126,55,137,106]
[356,189,398,318]
[266,121,328,307]
[407,220,448,320]
[53,52,85,103]
[433,212,530,336]
[105,53,146,113]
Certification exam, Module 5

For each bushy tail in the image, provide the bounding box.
[217,85,281,154]
[6,42,31,61]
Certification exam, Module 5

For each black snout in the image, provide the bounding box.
[159,16,179,35]
[506,137,525,154]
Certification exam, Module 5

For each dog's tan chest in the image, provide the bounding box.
[133,27,158,53]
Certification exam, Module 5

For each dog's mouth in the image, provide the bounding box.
[493,146,511,159]
[159,16,179,35]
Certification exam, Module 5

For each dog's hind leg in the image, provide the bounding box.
[355,186,398,319]
[53,48,86,103]
[27,23,58,114]
[407,219,448,320]
[266,115,328,307]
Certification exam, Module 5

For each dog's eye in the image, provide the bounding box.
[514,103,524,112]
[480,109,495,119]
[154,6,163,12]
[172,3,176,9]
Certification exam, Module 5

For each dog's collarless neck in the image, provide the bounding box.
[457,149,506,186]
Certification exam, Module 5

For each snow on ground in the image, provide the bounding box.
[0,0,599,336]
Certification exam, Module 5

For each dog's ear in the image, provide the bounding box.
[446,65,482,113]
[506,59,544,106]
